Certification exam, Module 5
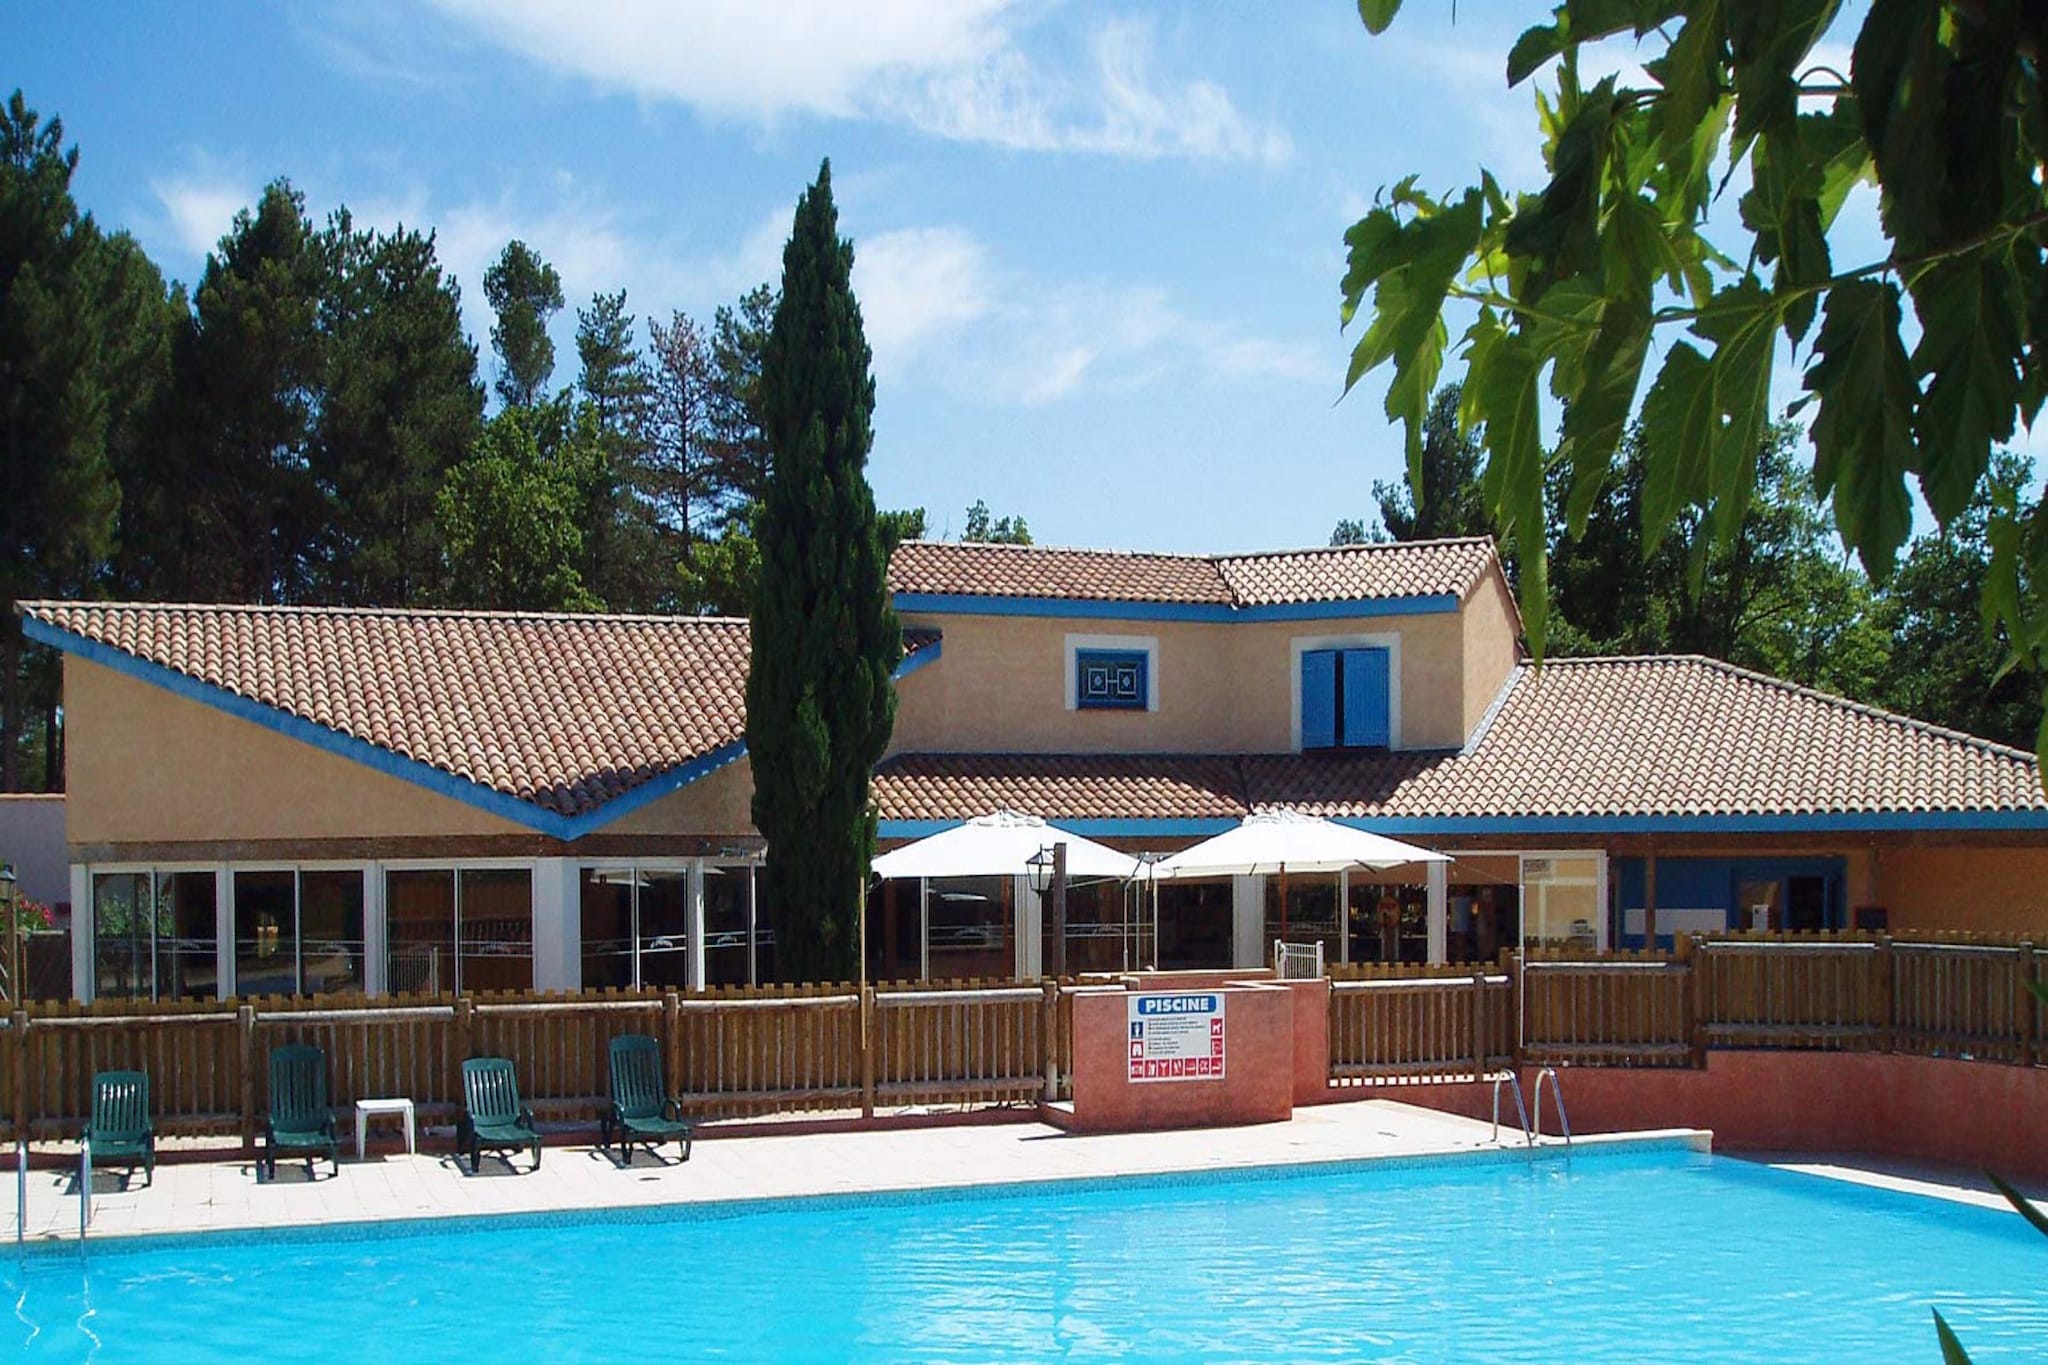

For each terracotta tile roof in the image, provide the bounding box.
[872,753,1249,823]
[1213,539,1499,606]
[888,541,1232,604]
[875,658,2047,826]
[887,537,1499,608]
[21,601,764,820]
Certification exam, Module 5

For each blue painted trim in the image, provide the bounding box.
[878,817,1240,840]
[891,592,1460,623]
[25,617,744,842]
[893,637,943,680]
[1329,811,2048,835]
[879,807,2048,842]
[561,740,749,838]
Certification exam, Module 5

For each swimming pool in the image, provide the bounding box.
[5,1148,2044,1361]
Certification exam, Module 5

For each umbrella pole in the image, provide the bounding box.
[1279,865,1289,945]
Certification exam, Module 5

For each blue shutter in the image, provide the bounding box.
[1340,647,1390,748]
[1301,650,1337,749]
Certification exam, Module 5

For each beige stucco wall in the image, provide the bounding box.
[1876,846,2048,935]
[65,657,528,847]
[891,603,1483,755]
[600,757,758,837]
[1461,566,1522,736]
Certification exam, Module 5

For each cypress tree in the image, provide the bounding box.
[745,160,899,984]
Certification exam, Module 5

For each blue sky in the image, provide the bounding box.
[11,2,2008,553]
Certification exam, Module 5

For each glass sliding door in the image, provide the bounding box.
[386,871,455,995]
[1265,875,1341,965]
[458,869,533,993]
[580,867,636,990]
[1155,879,1232,970]
[93,871,219,1000]
[703,865,750,986]
[233,870,298,998]
[158,871,218,998]
[93,872,154,999]
[926,876,1011,980]
[300,871,366,994]
[637,869,691,990]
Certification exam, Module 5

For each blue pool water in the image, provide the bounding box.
[5,1148,2045,1362]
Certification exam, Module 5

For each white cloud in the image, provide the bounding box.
[853,228,994,378]
[409,0,1288,163]
[150,174,253,257]
[845,226,1323,404]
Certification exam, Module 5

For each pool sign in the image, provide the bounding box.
[1127,992,1225,1082]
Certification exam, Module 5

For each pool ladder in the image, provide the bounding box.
[1490,1067,1573,1148]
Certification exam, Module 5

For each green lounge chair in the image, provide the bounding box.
[84,1070,154,1188]
[261,1044,339,1181]
[456,1057,540,1174]
[601,1033,694,1165]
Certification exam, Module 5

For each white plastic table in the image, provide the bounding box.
[355,1097,416,1157]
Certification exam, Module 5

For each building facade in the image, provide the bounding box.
[23,536,2048,1001]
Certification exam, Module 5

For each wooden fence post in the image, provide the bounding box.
[12,1010,27,1149]
[1470,973,1487,1082]
[453,996,474,1095]
[663,990,681,1096]
[1042,979,1059,1103]
[1876,933,1895,1054]
[2020,942,2038,1069]
[237,1005,256,1154]
[1674,933,1701,1069]
[860,986,876,1121]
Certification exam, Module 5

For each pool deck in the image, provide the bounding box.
[0,1100,1703,1247]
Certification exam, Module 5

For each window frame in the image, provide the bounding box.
[1290,632,1402,751]
[1064,633,1160,712]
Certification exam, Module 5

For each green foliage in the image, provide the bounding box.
[482,240,563,408]
[1329,517,1382,546]
[573,289,670,611]
[708,283,776,521]
[314,211,483,604]
[745,160,899,984]
[1872,451,2041,750]
[0,91,152,787]
[1342,1,2048,739]
[436,404,599,612]
[876,507,927,551]
[1369,384,1494,542]
[676,523,760,617]
[164,179,328,603]
[962,499,1031,544]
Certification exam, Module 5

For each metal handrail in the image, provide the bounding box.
[1491,1071,1532,1146]
[1533,1066,1573,1146]
[1332,974,1511,992]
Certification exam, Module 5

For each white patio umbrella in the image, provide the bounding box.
[871,810,1138,881]
[1151,810,1448,879]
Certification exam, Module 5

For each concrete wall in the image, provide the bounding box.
[1386,1051,2048,1182]
[892,606,1476,755]
[0,794,69,910]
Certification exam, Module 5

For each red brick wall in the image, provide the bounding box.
[1383,1051,2048,1180]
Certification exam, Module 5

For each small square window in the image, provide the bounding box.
[1075,648,1149,710]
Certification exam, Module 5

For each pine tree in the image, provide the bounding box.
[0,93,126,788]
[745,161,899,984]
[574,289,667,610]
[314,213,482,604]
[482,240,562,409]
[165,180,327,602]
[708,283,775,521]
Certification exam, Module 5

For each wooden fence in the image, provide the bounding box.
[1329,967,1514,1082]
[0,934,2039,1146]
[0,980,1078,1146]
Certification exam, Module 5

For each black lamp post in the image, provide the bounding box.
[1027,843,1068,979]
[0,863,17,1004]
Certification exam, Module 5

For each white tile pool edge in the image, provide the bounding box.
[14,1129,1712,1262]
